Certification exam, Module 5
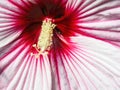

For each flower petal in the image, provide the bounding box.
[78,0,120,42]
[0,43,51,90]
[50,34,120,90]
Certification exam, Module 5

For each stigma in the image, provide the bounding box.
[31,18,56,58]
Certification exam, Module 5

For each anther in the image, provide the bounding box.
[31,18,56,58]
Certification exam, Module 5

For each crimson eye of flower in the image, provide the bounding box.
[4,0,70,58]
[5,0,78,58]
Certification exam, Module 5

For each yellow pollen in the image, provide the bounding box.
[31,18,56,58]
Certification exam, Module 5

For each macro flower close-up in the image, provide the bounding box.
[0,0,120,90]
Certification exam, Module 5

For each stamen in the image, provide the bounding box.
[31,18,56,58]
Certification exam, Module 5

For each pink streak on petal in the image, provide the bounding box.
[0,45,52,90]
[70,35,120,89]
[78,0,120,43]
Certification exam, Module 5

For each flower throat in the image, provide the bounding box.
[31,18,56,58]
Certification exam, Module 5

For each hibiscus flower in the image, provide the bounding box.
[0,0,120,90]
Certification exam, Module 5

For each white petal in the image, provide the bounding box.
[78,0,120,42]
[69,35,120,89]
[0,44,52,90]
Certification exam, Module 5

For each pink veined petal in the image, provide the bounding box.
[71,35,120,89]
[77,0,120,43]
[50,34,120,90]
[0,43,51,90]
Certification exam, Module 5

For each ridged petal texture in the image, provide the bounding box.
[0,0,120,90]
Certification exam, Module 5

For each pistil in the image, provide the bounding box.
[31,18,56,58]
